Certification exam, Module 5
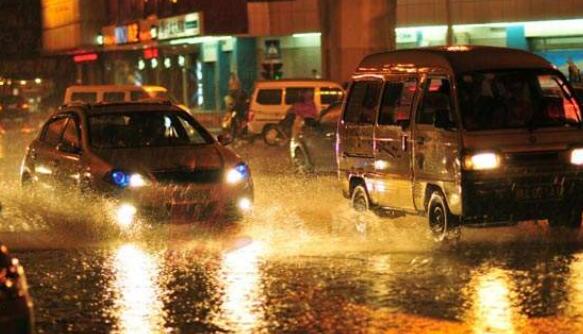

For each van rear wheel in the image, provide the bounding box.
[263,125,287,146]
[427,191,460,243]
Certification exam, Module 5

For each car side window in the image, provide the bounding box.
[417,77,454,126]
[343,80,382,124]
[319,87,344,105]
[41,117,69,146]
[256,89,282,105]
[61,117,81,149]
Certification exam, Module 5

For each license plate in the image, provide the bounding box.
[169,203,202,219]
[515,185,561,201]
[171,189,209,203]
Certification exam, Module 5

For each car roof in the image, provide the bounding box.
[356,45,555,75]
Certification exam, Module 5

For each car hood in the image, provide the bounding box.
[93,143,239,173]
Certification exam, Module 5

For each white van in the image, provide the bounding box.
[64,85,175,104]
[247,79,344,143]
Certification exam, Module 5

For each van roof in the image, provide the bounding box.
[65,85,167,91]
[356,46,555,75]
[255,79,342,87]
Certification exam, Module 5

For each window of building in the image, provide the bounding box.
[256,89,282,105]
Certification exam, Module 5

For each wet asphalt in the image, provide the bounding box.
[2,130,583,333]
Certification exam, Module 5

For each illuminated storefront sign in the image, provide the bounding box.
[73,53,98,63]
[158,12,202,40]
[115,23,139,44]
[143,48,159,59]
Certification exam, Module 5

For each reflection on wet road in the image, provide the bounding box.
[3,137,583,332]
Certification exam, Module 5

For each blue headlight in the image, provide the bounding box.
[111,170,130,188]
[226,163,250,184]
[235,163,249,178]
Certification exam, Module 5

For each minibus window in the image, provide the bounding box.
[103,92,125,102]
[343,80,382,124]
[417,77,454,125]
[256,89,282,105]
[378,78,417,126]
[459,70,582,130]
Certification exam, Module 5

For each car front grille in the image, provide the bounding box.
[152,168,223,184]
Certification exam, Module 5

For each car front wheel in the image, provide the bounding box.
[427,191,460,243]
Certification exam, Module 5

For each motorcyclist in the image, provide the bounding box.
[288,90,318,139]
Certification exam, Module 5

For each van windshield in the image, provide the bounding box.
[457,70,582,131]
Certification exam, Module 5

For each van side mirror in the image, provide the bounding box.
[434,109,455,130]
[57,142,81,155]
[217,134,233,146]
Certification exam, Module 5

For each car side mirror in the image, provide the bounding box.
[57,142,81,155]
[217,134,233,146]
[434,109,455,130]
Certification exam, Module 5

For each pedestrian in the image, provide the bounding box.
[311,69,321,79]
[228,72,241,96]
[568,57,581,83]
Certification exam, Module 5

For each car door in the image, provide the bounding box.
[412,75,459,210]
[31,116,69,188]
[304,103,342,171]
[54,115,83,189]
[373,76,418,210]
[338,78,382,178]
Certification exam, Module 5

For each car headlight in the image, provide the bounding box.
[109,170,150,188]
[463,152,500,170]
[226,163,250,184]
[571,148,583,165]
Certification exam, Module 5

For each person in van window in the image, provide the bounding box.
[289,90,318,138]
[503,76,533,127]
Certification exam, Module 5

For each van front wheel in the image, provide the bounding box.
[351,185,369,236]
[427,192,460,242]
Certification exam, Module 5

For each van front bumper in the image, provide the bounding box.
[461,169,583,224]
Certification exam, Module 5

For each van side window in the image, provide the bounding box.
[70,92,96,103]
[320,87,343,105]
[41,117,68,146]
[61,117,81,149]
[417,77,454,125]
[130,91,149,101]
[104,92,125,102]
[378,83,402,125]
[256,89,282,105]
[285,87,314,105]
[343,80,382,124]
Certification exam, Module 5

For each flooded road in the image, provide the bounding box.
[2,133,583,333]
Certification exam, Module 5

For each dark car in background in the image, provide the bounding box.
[20,101,254,227]
[290,101,342,173]
[0,242,34,334]
[0,95,34,133]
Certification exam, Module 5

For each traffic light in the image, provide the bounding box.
[261,61,283,80]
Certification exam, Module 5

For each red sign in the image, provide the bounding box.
[73,53,98,63]
[143,48,159,59]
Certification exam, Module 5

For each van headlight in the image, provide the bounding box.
[226,163,250,185]
[463,152,500,170]
[109,170,151,188]
[571,148,583,166]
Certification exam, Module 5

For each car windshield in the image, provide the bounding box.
[458,70,582,131]
[88,111,214,148]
